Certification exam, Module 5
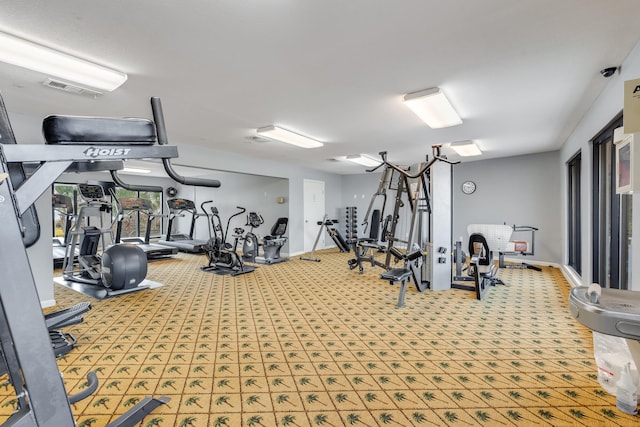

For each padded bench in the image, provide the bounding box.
[43,115,157,144]
[381,268,413,308]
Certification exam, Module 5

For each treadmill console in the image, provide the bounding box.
[120,197,153,211]
[52,194,74,211]
[167,198,196,211]
[78,184,106,202]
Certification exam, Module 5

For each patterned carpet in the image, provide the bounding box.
[2,249,637,426]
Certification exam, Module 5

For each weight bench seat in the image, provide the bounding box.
[43,115,156,144]
[381,268,413,309]
[358,241,381,249]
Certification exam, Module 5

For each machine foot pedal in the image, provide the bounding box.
[105,396,170,427]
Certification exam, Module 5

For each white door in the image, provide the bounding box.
[303,179,325,253]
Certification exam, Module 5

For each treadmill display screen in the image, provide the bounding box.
[78,184,105,201]
[167,198,196,210]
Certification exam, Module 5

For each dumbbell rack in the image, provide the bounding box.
[345,206,358,244]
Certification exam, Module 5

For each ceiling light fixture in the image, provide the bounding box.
[0,31,127,91]
[403,87,462,128]
[345,154,382,167]
[256,125,323,148]
[449,140,482,157]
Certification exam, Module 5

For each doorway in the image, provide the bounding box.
[303,179,325,253]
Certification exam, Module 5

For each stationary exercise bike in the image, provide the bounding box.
[242,211,289,264]
[242,211,264,263]
[200,202,255,276]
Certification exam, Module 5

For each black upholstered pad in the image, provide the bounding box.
[43,115,156,145]
[381,268,412,282]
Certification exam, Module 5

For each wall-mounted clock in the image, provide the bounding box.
[461,180,476,195]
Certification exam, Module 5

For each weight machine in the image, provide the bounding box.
[498,224,541,271]
[300,215,350,262]
[0,94,219,426]
[348,161,405,273]
[354,146,459,306]
[348,209,392,273]
[452,223,540,300]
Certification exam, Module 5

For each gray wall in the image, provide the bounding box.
[454,151,562,264]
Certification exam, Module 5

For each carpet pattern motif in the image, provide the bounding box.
[2,250,637,426]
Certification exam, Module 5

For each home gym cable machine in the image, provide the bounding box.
[352,147,458,307]
[0,94,220,426]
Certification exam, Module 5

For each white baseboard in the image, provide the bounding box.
[500,256,558,268]
[560,264,583,288]
[40,299,56,309]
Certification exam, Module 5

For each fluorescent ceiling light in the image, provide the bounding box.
[403,87,462,128]
[449,140,482,157]
[345,154,382,167]
[0,31,127,91]
[256,125,323,148]
[122,167,151,174]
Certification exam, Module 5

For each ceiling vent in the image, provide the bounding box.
[245,135,271,143]
[42,78,102,98]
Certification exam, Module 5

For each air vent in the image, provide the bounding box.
[42,78,103,98]
[245,135,271,143]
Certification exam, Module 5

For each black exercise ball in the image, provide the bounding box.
[101,244,148,290]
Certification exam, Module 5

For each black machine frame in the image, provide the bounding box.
[0,95,219,426]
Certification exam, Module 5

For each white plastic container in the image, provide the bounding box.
[593,332,639,396]
[616,362,638,415]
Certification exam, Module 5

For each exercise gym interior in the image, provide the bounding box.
[1,2,640,426]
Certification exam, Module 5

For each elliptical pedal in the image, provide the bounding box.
[49,330,77,358]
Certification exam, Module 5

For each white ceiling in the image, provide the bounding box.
[1,0,640,175]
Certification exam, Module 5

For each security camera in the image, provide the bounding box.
[600,67,617,78]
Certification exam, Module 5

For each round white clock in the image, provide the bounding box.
[462,180,476,194]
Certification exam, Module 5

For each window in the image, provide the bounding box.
[567,151,581,274]
[591,114,632,289]
[112,187,163,240]
[52,183,164,242]
[52,184,77,240]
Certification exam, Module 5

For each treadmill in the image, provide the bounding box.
[113,196,178,259]
[158,198,208,253]
[52,193,78,268]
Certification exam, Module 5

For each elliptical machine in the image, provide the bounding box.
[200,202,255,276]
[242,211,264,263]
[61,183,149,299]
